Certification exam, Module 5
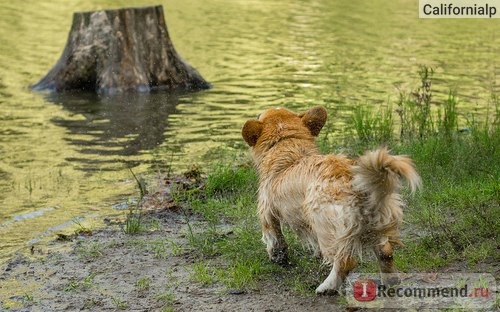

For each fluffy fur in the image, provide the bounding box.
[242,106,421,294]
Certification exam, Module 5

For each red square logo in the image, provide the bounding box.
[353,279,377,301]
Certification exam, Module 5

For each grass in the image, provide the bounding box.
[136,276,152,291]
[22,292,34,306]
[65,272,97,292]
[123,213,163,235]
[72,218,93,236]
[123,205,144,235]
[150,238,169,260]
[190,262,218,285]
[155,290,175,312]
[111,296,128,310]
[75,241,103,261]
[123,168,149,235]
[169,240,184,256]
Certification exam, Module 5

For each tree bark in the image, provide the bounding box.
[32,5,210,94]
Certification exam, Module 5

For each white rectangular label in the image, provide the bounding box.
[419,0,500,18]
[345,273,496,309]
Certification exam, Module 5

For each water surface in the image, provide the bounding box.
[0,0,498,261]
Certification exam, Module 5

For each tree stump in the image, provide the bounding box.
[32,5,210,94]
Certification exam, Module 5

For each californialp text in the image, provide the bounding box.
[422,3,497,18]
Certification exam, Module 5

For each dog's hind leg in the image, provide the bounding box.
[259,208,288,265]
[374,241,400,286]
[315,257,356,295]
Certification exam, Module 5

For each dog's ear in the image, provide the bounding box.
[242,120,264,146]
[300,106,327,136]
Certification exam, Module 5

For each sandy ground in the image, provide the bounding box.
[0,206,345,312]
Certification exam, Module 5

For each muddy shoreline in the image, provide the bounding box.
[0,207,344,311]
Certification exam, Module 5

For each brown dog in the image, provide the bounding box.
[242,106,421,294]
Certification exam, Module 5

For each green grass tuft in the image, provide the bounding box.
[205,164,258,197]
[136,276,152,291]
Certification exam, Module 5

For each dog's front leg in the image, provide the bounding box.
[258,204,288,266]
[315,257,356,295]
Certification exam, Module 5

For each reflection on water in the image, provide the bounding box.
[49,92,179,164]
[0,0,498,261]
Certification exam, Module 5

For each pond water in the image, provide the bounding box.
[0,0,498,261]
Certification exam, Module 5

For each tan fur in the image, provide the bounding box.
[242,106,422,294]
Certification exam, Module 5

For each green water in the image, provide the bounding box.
[0,0,498,261]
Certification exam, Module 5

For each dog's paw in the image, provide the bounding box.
[270,249,289,266]
[315,284,339,296]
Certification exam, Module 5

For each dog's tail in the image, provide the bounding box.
[352,148,421,207]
